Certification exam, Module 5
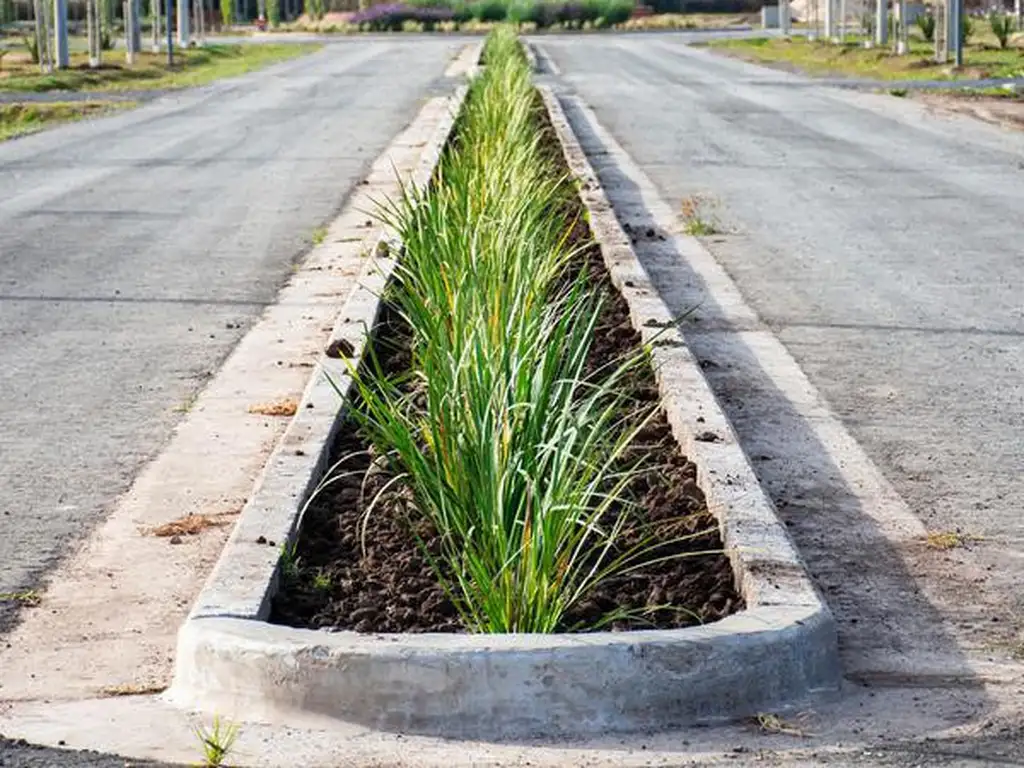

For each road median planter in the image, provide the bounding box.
[169,31,839,740]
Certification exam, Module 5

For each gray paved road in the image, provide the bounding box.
[539,35,1024,665]
[0,37,462,625]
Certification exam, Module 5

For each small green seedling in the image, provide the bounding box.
[279,541,301,583]
[312,226,328,246]
[312,569,333,593]
[193,715,240,767]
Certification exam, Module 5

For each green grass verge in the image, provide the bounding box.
[0,43,321,94]
[0,100,134,140]
[706,34,1024,81]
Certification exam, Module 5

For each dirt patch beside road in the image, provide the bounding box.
[912,90,1024,132]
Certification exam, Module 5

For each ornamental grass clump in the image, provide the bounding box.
[345,27,693,633]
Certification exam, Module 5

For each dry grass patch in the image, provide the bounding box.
[0,589,42,606]
[151,512,236,538]
[99,682,167,697]
[681,194,720,236]
[248,397,299,417]
[753,711,813,737]
[926,530,982,550]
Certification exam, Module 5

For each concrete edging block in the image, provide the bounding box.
[167,71,840,741]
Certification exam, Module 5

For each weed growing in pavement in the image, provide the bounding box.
[680,194,720,236]
[925,530,982,550]
[889,87,909,97]
[0,589,41,605]
[193,715,240,767]
[173,390,200,414]
[754,712,813,737]
[99,681,167,697]
[312,226,328,246]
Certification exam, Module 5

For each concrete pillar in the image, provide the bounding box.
[177,0,190,45]
[53,0,69,68]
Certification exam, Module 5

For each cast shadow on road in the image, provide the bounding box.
[555,93,996,750]
[0,294,272,308]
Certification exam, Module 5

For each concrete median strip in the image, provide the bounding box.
[167,76,840,740]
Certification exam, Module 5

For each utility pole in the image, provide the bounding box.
[124,0,139,62]
[1016,0,1022,31]
[176,0,189,45]
[86,0,99,66]
[780,0,790,34]
[165,0,173,64]
[875,0,887,44]
[947,0,962,66]
[53,0,68,68]
[824,0,834,39]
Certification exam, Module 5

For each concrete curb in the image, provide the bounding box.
[168,75,840,742]
[522,39,539,71]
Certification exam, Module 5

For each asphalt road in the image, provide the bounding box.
[0,37,463,625]
[539,32,1024,663]
[5,29,1024,768]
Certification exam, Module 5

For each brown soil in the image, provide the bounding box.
[914,90,1024,132]
[269,98,742,635]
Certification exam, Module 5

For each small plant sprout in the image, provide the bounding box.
[680,194,720,236]
[925,530,982,550]
[193,715,240,767]
[312,226,328,246]
[279,541,301,583]
[312,568,333,592]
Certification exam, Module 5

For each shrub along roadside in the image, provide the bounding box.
[347,0,635,30]
[314,27,714,634]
